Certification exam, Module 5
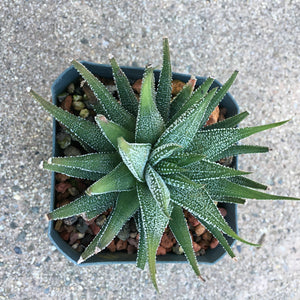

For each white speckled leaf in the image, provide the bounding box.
[136,182,171,291]
[30,90,113,152]
[72,60,135,131]
[117,137,151,182]
[79,190,139,263]
[47,193,117,220]
[110,56,139,116]
[149,143,182,166]
[192,121,288,160]
[86,162,136,195]
[156,37,172,122]
[145,164,171,217]
[95,115,135,149]
[154,161,186,175]
[155,87,217,149]
[136,209,147,270]
[169,204,203,279]
[135,67,165,145]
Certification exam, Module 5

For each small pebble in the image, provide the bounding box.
[63,216,78,226]
[95,215,106,227]
[79,108,89,119]
[218,207,227,217]
[116,240,127,251]
[68,187,79,196]
[156,246,167,255]
[132,79,142,94]
[67,83,75,94]
[64,146,82,157]
[73,95,83,101]
[210,237,219,249]
[117,222,130,241]
[195,224,206,236]
[56,132,72,149]
[14,246,22,254]
[72,101,85,111]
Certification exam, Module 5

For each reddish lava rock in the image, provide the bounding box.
[192,242,201,252]
[160,232,176,249]
[206,106,220,126]
[60,231,71,241]
[127,244,137,254]
[107,240,116,252]
[89,222,100,235]
[218,207,227,217]
[156,246,167,255]
[187,212,200,227]
[60,95,73,112]
[116,240,128,251]
[132,79,142,94]
[55,182,72,193]
[210,237,219,249]
[195,224,206,236]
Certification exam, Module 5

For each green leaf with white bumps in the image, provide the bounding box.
[72,60,135,131]
[135,67,165,144]
[156,37,172,121]
[110,56,139,116]
[117,137,151,182]
[149,143,182,166]
[86,163,136,196]
[30,90,113,152]
[137,182,171,291]
[47,193,117,220]
[79,190,139,263]
[169,204,204,280]
[136,210,147,270]
[95,115,134,149]
[155,87,218,149]
[145,164,171,217]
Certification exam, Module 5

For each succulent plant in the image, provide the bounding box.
[30,38,299,290]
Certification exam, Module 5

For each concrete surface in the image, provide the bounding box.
[0,0,299,299]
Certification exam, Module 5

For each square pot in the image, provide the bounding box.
[49,62,239,265]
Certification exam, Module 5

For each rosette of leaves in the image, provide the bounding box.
[30,38,299,290]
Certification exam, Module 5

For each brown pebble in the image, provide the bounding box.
[218,207,227,217]
[55,173,70,182]
[192,242,201,252]
[128,237,138,248]
[54,220,63,232]
[202,231,213,241]
[187,212,200,227]
[132,79,142,94]
[116,239,128,251]
[206,106,220,126]
[89,222,100,235]
[60,95,73,112]
[60,231,70,241]
[127,244,137,254]
[107,240,116,252]
[210,237,219,249]
[160,232,175,249]
[172,79,185,95]
[156,246,167,255]
[55,182,72,193]
[195,224,206,236]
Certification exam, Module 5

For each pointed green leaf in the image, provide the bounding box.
[48,153,121,174]
[168,77,215,125]
[205,178,300,200]
[79,190,139,263]
[30,90,114,152]
[95,115,134,149]
[200,71,238,129]
[163,173,204,190]
[192,120,289,160]
[186,159,251,180]
[215,145,269,161]
[156,37,172,121]
[228,176,268,190]
[169,76,196,118]
[204,111,249,130]
[145,164,171,217]
[86,162,136,195]
[43,161,103,181]
[136,182,171,291]
[155,88,218,149]
[170,186,259,246]
[199,218,236,259]
[72,60,135,131]
[135,67,165,144]
[117,137,151,182]
[167,152,206,166]
[110,56,139,116]
[169,204,204,280]
[47,193,117,220]
[149,143,182,166]
[136,209,147,270]
[155,161,187,175]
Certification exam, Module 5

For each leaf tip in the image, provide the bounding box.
[108,53,114,60]
[199,275,206,282]
[26,87,32,93]
[77,256,84,264]
[45,213,51,221]
[232,256,238,262]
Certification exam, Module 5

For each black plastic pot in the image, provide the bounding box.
[49,61,239,265]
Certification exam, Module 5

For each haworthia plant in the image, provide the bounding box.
[31,38,299,291]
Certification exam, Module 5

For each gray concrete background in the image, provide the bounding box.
[1,0,299,299]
